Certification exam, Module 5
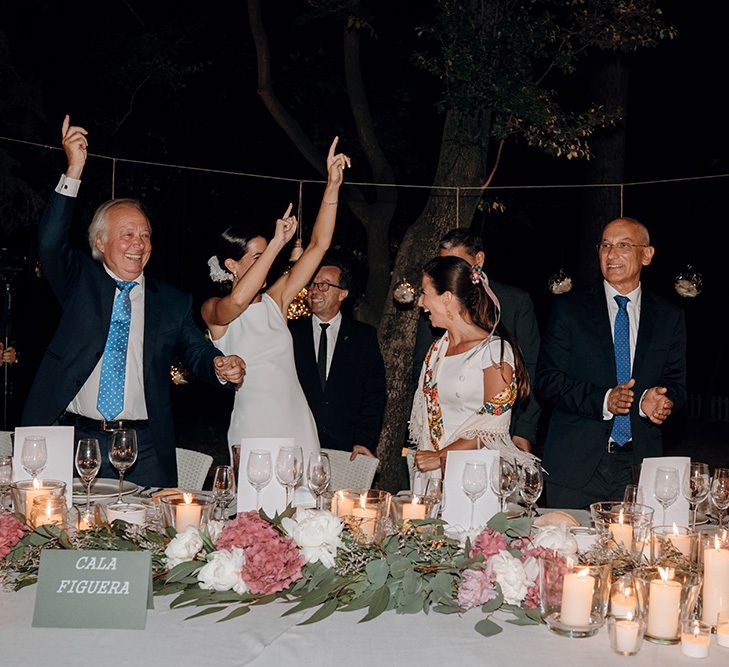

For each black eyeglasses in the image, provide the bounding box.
[308,281,344,293]
[596,241,649,252]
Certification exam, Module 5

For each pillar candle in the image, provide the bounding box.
[176,493,202,531]
[351,505,378,540]
[609,511,633,550]
[560,570,595,626]
[666,527,693,558]
[402,499,426,528]
[647,577,682,639]
[701,539,729,626]
[335,496,355,518]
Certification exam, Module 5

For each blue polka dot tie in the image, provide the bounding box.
[611,295,632,445]
[97,280,138,420]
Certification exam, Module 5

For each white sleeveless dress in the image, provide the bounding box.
[214,294,320,456]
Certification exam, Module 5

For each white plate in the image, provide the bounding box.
[72,478,139,502]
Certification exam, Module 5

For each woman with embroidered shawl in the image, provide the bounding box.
[409,256,537,488]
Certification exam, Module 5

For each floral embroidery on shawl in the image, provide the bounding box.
[422,339,444,451]
[477,380,517,416]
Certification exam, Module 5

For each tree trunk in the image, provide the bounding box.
[376,108,491,491]
[578,54,629,286]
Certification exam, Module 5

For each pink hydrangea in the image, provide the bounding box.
[215,510,304,596]
[470,528,507,559]
[457,566,497,610]
[524,582,541,609]
[0,512,26,559]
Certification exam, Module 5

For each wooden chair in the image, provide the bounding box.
[0,431,12,458]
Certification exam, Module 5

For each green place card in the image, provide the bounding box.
[32,550,154,629]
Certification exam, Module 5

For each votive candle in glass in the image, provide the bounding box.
[716,611,729,648]
[680,620,711,659]
[608,615,645,656]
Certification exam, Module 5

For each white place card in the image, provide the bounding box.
[638,456,690,527]
[13,426,75,509]
[441,449,500,532]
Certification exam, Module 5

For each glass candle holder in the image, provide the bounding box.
[607,615,646,656]
[30,495,69,530]
[160,492,215,531]
[10,479,67,520]
[333,489,391,545]
[105,502,148,526]
[651,525,697,564]
[539,556,611,637]
[633,567,701,644]
[391,494,435,531]
[699,529,729,627]
[680,620,711,658]
[716,610,729,648]
[75,502,104,531]
[609,573,647,618]
[590,501,654,559]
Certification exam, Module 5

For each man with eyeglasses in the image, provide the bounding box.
[290,258,386,460]
[536,217,686,509]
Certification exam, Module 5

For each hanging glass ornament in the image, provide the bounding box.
[548,269,573,295]
[674,265,703,298]
[393,279,416,305]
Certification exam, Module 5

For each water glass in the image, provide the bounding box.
[21,435,47,480]
[109,429,138,503]
[489,457,517,513]
[75,438,101,514]
[424,477,444,517]
[275,447,303,508]
[518,462,543,517]
[462,462,488,530]
[710,468,729,528]
[623,484,644,507]
[212,465,236,519]
[0,456,12,511]
[247,450,272,510]
[654,467,679,525]
[306,452,331,510]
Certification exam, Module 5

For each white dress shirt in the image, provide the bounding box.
[56,174,148,419]
[312,311,342,380]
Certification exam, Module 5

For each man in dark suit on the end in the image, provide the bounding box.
[22,117,246,486]
[290,258,386,460]
[536,217,686,509]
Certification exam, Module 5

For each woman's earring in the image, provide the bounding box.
[446,309,454,321]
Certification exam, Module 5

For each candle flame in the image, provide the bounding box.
[359,494,367,510]
[32,478,42,489]
[412,496,421,506]
[618,508,625,525]
[183,492,194,505]
[671,522,679,535]
[576,568,590,579]
[657,566,671,583]
[693,621,700,639]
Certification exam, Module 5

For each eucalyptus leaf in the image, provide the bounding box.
[398,591,426,614]
[525,608,543,623]
[433,602,461,614]
[475,618,503,637]
[388,557,411,579]
[429,572,454,602]
[184,605,228,620]
[166,560,203,583]
[486,513,508,533]
[298,598,340,625]
[402,568,421,596]
[365,559,389,587]
[216,605,250,622]
[507,615,540,626]
[507,517,532,537]
[481,590,504,613]
[359,585,390,622]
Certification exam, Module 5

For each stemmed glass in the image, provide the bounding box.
[424,477,444,518]
[518,462,543,518]
[108,429,137,503]
[21,435,47,480]
[75,439,101,514]
[462,462,488,530]
[654,466,680,525]
[710,468,729,528]
[623,484,644,507]
[489,458,518,514]
[0,456,12,511]
[307,452,331,510]
[247,450,272,510]
[275,447,303,508]
[682,462,710,530]
[212,465,236,519]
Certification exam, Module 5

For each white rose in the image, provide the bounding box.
[532,524,578,557]
[165,525,204,569]
[281,509,343,568]
[204,520,225,544]
[197,547,248,594]
[489,550,530,605]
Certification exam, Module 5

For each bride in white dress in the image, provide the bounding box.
[202,137,350,460]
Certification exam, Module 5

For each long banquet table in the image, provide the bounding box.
[1,584,727,667]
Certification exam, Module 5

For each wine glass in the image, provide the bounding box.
[682,462,710,530]
[710,468,729,528]
[462,462,488,530]
[424,477,444,517]
[75,439,101,514]
[654,466,680,525]
[518,462,543,518]
[21,435,47,480]
[306,452,331,510]
[0,456,12,511]
[489,458,518,514]
[622,484,644,507]
[108,429,138,503]
[212,465,236,519]
[275,447,303,508]
[247,450,273,510]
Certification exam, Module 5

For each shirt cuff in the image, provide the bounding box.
[55,174,81,197]
[602,389,612,420]
[638,389,648,418]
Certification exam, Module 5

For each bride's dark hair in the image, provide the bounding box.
[209,225,267,293]
[423,255,530,400]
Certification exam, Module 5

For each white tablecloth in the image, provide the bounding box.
[1,585,727,667]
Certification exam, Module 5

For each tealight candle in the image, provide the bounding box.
[560,569,595,626]
[646,569,681,640]
[31,496,65,527]
[609,509,633,550]
[176,493,202,530]
[717,612,729,648]
[702,535,729,627]
[401,498,426,528]
[25,478,48,518]
[681,621,711,658]
[106,502,147,526]
[613,619,641,654]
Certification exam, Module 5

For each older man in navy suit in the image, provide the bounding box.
[22,117,245,486]
[536,217,686,508]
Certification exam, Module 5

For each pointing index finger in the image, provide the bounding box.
[62,115,70,138]
[328,136,339,160]
[282,202,293,219]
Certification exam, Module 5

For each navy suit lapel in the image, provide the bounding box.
[586,285,616,376]
[633,291,656,379]
[143,278,161,388]
[325,316,351,395]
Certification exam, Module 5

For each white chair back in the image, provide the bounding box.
[176,448,213,491]
[321,448,379,491]
[0,431,12,458]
